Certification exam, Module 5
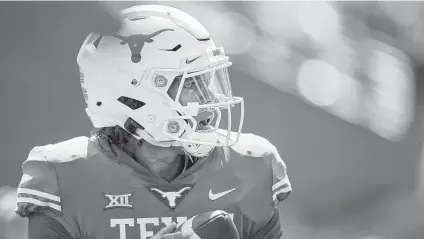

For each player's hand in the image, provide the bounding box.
[152,222,201,239]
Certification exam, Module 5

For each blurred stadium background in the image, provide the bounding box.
[1,1,424,239]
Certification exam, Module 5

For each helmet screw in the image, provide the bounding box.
[154,75,168,87]
[147,115,155,123]
[168,121,180,133]
[131,79,138,85]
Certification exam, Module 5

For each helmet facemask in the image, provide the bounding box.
[149,55,244,156]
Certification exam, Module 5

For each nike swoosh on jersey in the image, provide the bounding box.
[208,188,236,201]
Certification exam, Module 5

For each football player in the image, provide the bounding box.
[15,5,292,239]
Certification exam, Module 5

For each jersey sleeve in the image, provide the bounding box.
[245,145,289,239]
[269,146,292,208]
[15,142,83,239]
[233,133,291,239]
[16,146,62,217]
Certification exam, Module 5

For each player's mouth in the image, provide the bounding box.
[196,112,215,131]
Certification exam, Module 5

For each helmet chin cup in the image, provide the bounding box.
[180,129,217,157]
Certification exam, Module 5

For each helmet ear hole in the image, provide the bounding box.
[124,117,145,136]
[117,96,146,110]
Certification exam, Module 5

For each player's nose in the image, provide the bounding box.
[198,81,215,105]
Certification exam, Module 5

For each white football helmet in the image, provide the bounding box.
[77,5,244,157]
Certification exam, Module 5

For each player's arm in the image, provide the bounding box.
[251,145,291,239]
[28,213,74,239]
[15,146,80,239]
[248,208,282,239]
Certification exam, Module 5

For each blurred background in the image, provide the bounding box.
[1,1,424,239]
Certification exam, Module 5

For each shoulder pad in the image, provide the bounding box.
[27,136,89,163]
[218,130,275,158]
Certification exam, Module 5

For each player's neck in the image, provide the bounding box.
[134,140,185,182]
